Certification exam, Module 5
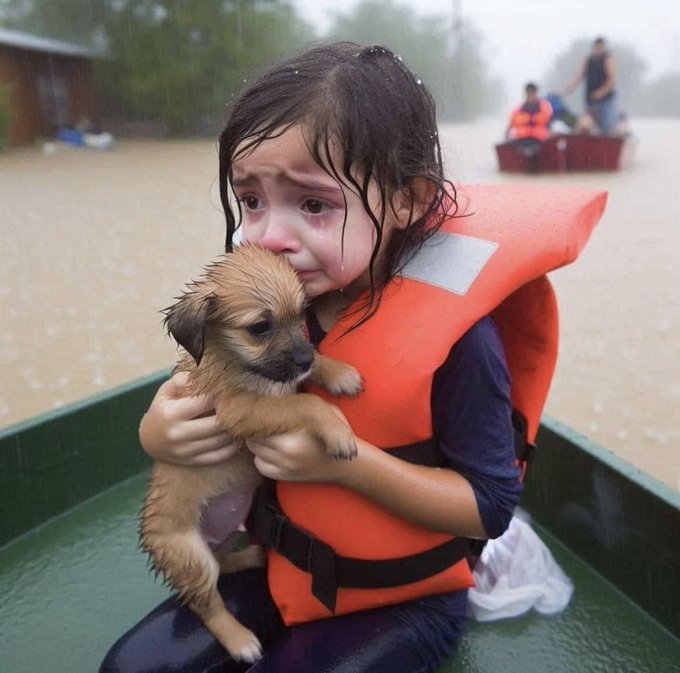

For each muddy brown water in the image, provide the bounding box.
[1,118,678,491]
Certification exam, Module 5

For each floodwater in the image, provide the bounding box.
[1,118,678,491]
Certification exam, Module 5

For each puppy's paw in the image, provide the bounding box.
[326,430,358,461]
[205,611,263,663]
[326,364,364,398]
[227,628,263,664]
[312,356,363,398]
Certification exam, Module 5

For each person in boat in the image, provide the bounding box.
[505,82,553,163]
[544,93,577,133]
[99,42,599,673]
[559,36,619,135]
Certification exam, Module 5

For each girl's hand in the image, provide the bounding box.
[139,372,239,466]
[246,406,354,484]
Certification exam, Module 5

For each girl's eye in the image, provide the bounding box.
[302,198,327,215]
[240,196,261,211]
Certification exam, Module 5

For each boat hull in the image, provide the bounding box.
[496,134,631,173]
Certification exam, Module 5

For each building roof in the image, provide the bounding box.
[0,26,104,59]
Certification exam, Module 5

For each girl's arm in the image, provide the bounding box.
[139,372,239,466]
[248,431,488,539]
[344,441,487,538]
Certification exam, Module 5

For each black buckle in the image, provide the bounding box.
[521,441,536,464]
[512,409,536,464]
[268,505,286,550]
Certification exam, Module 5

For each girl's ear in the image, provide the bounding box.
[391,178,436,229]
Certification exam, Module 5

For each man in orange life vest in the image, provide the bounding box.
[505,82,553,164]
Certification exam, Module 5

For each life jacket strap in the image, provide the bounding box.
[247,486,474,614]
[387,439,447,467]
[389,414,535,468]
[512,409,536,467]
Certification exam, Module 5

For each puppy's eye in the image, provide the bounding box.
[247,320,271,337]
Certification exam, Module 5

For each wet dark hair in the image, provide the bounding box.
[218,41,456,323]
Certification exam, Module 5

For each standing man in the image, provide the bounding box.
[560,36,618,135]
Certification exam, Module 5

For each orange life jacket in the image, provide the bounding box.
[267,184,607,625]
[510,99,553,141]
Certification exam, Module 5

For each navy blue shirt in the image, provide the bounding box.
[431,315,523,538]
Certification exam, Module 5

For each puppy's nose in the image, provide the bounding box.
[292,344,314,372]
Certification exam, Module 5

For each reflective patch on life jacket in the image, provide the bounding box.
[400,231,498,295]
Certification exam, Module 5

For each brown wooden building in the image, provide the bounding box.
[0,27,103,146]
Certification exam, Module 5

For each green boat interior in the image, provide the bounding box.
[2,372,679,672]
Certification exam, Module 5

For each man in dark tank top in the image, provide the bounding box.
[559,36,619,135]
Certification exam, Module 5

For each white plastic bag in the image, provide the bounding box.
[467,511,574,622]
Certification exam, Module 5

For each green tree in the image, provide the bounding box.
[326,0,500,120]
[98,0,315,135]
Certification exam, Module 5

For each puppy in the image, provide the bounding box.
[140,246,362,663]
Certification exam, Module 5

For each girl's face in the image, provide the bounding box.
[232,125,395,298]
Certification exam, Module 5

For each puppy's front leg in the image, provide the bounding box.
[214,392,358,460]
[309,353,363,398]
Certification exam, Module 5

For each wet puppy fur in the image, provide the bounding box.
[140,246,362,663]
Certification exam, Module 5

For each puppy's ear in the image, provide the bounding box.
[164,293,216,365]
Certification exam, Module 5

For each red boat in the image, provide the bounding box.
[496,133,633,173]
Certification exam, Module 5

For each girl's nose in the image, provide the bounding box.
[256,216,301,254]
